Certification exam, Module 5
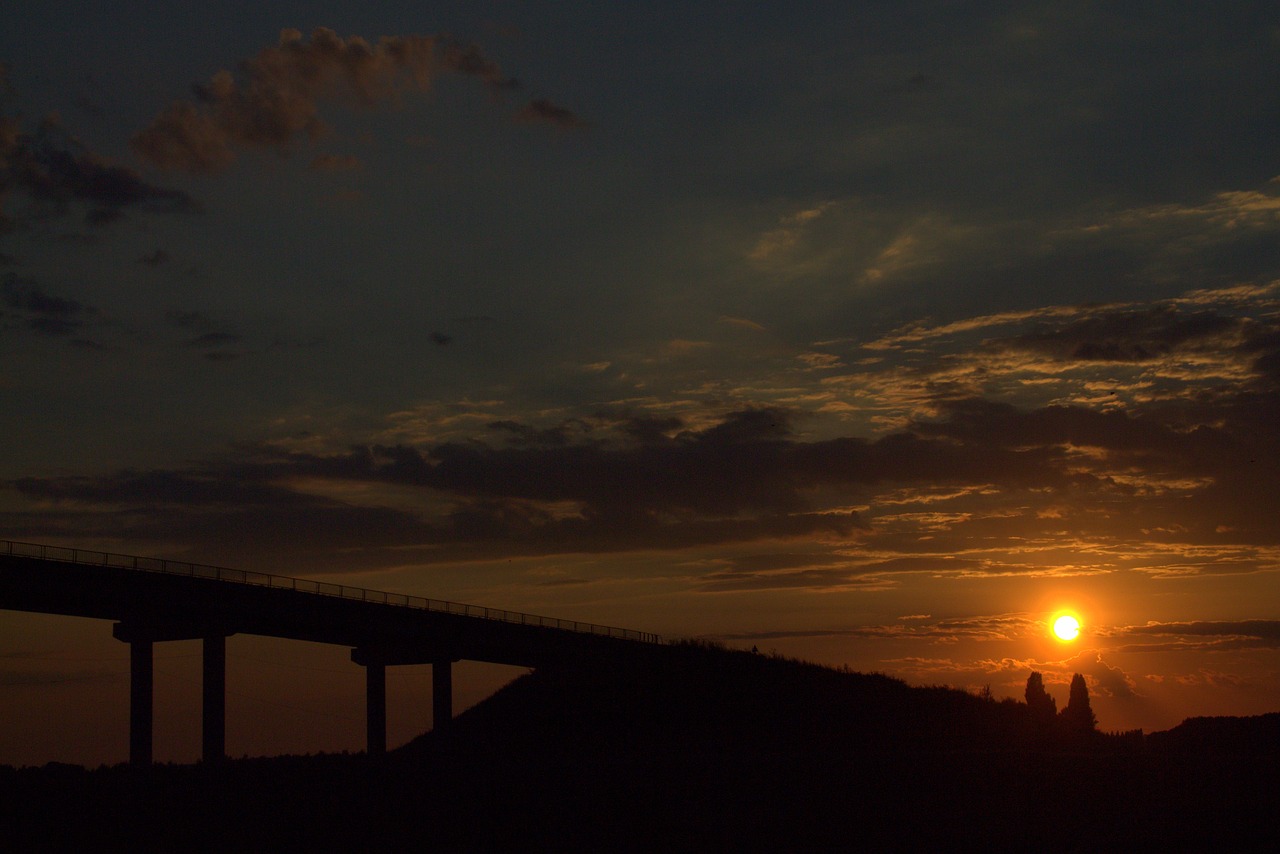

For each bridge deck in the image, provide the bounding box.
[0,539,659,667]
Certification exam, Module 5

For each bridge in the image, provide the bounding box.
[0,539,660,765]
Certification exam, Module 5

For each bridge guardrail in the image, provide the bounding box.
[1,539,660,645]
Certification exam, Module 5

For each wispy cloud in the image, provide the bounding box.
[516,98,587,129]
[132,28,521,172]
[1116,620,1280,652]
[748,201,837,262]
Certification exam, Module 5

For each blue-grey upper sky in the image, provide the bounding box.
[4,2,1280,762]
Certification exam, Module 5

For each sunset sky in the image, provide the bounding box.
[4,2,1280,766]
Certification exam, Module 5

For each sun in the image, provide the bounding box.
[1052,614,1081,642]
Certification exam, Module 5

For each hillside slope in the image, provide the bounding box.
[2,643,1276,851]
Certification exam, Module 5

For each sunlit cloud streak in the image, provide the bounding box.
[1116,620,1280,652]
[708,614,1041,644]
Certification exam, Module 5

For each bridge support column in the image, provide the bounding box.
[433,659,453,735]
[202,635,226,763]
[129,639,153,766]
[365,661,386,756]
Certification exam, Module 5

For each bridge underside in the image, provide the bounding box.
[107,622,457,764]
[2,551,654,764]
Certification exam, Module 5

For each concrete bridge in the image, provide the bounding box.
[0,540,660,765]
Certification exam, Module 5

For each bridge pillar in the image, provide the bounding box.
[202,635,226,763]
[128,639,153,766]
[433,658,453,734]
[365,661,386,756]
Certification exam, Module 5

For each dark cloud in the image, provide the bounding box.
[516,98,587,129]
[136,249,170,266]
[183,331,242,348]
[439,42,518,89]
[160,312,247,357]
[164,309,210,329]
[6,372,1274,567]
[1000,305,1238,363]
[182,329,243,361]
[132,28,520,172]
[25,316,80,336]
[1110,619,1280,653]
[1,272,95,336]
[617,415,684,443]
[4,409,869,565]
[1,111,197,226]
[1139,620,1280,638]
[486,419,590,447]
[308,153,363,172]
[5,279,1280,570]
[2,273,83,316]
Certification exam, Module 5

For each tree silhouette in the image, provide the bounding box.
[1060,673,1097,734]
[1024,671,1057,724]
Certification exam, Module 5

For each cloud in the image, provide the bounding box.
[6,351,1278,571]
[164,309,212,329]
[132,28,519,172]
[875,641,1143,700]
[748,202,836,262]
[307,153,363,172]
[1061,650,1141,699]
[1,272,96,336]
[1,108,197,227]
[6,276,1280,574]
[5,408,868,565]
[516,98,587,129]
[998,304,1239,363]
[183,331,242,348]
[1128,619,1280,639]
[136,249,170,266]
[1118,620,1280,652]
[674,614,1043,645]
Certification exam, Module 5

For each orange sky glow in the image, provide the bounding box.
[3,4,1279,766]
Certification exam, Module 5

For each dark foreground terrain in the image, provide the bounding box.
[3,643,1277,852]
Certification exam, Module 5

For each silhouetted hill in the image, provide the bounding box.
[2,642,1277,851]
[1147,712,1280,756]
[403,641,1032,759]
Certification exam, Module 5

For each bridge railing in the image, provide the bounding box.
[1,539,661,644]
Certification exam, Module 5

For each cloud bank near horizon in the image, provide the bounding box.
[7,282,1280,589]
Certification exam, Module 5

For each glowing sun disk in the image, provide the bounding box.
[1053,614,1081,642]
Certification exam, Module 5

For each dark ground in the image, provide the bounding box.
[3,643,1276,852]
